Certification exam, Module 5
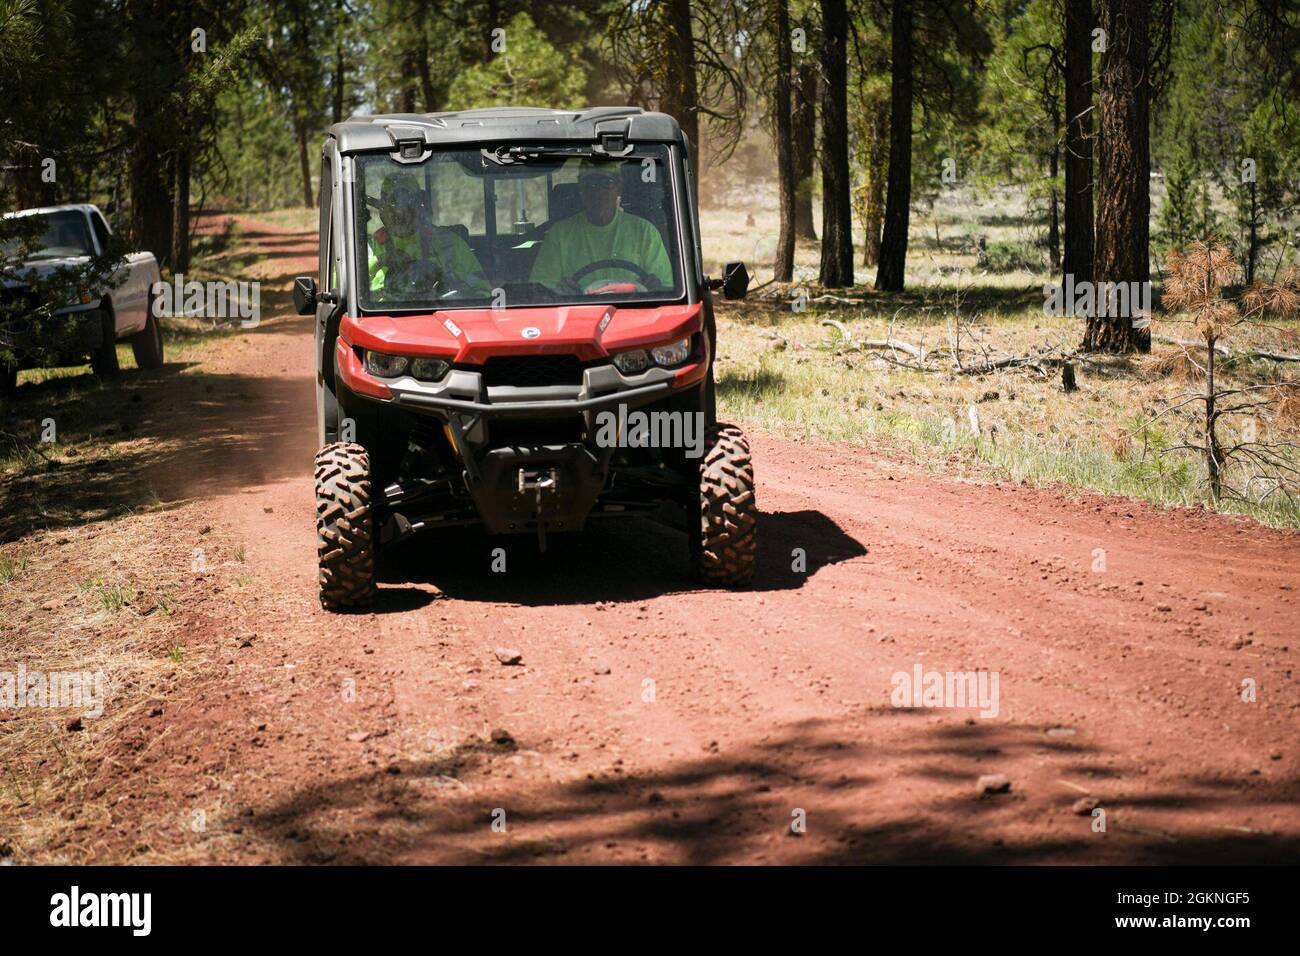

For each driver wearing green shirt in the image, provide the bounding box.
[530,161,673,294]
[368,173,489,298]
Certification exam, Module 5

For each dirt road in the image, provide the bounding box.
[17,217,1300,864]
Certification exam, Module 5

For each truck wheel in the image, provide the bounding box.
[89,309,120,379]
[315,442,376,610]
[131,309,164,370]
[693,422,757,586]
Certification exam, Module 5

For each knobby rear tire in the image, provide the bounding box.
[695,422,757,586]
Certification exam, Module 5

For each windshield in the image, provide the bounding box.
[353,145,684,311]
[1,210,95,260]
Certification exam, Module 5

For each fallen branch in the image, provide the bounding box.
[956,352,1073,376]
[810,293,860,306]
[820,319,928,360]
[819,319,1095,378]
[1153,334,1300,362]
[1154,334,1231,357]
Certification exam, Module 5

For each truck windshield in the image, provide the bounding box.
[1,210,95,260]
[353,145,684,312]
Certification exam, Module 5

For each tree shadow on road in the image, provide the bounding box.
[241,711,1300,865]
[376,508,867,605]
[0,358,314,543]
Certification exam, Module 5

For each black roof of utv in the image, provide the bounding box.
[329,106,684,154]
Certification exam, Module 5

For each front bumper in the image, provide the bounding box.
[335,332,705,420]
[390,364,683,418]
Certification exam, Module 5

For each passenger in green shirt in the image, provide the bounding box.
[368,173,489,299]
[530,161,673,294]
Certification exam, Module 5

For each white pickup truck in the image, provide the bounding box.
[0,203,163,395]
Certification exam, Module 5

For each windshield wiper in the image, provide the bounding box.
[482,144,597,166]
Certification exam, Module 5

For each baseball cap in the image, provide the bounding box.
[577,158,620,184]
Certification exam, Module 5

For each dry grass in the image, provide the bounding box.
[1143,347,1203,382]
[700,191,1300,528]
[712,295,1300,527]
[244,206,317,233]
[704,184,1050,289]
[1277,381,1300,428]
[0,513,248,863]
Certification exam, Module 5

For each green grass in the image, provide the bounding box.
[15,345,131,389]
[0,553,30,584]
[75,576,135,613]
[11,310,241,388]
[715,304,1300,529]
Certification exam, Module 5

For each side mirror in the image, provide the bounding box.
[294,277,338,315]
[293,276,318,315]
[722,261,749,301]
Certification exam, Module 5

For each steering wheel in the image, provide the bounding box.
[387,258,443,294]
[569,258,658,294]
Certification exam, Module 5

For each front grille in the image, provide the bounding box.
[479,354,585,388]
[487,416,585,447]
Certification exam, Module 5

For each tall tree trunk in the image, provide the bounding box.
[400,49,418,113]
[171,147,191,275]
[1087,0,1151,353]
[875,0,913,292]
[773,0,796,282]
[332,47,344,124]
[1047,145,1061,271]
[487,0,500,59]
[1245,179,1259,284]
[332,0,346,123]
[663,0,701,178]
[1204,338,1221,499]
[128,0,175,267]
[793,56,818,240]
[1063,0,1094,285]
[131,150,173,268]
[861,109,888,267]
[817,0,853,286]
[417,30,436,110]
[296,118,313,209]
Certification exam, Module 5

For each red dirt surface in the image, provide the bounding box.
[34,217,1300,863]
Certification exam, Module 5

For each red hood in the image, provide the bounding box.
[339,302,702,364]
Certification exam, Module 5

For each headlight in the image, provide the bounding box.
[365,351,409,378]
[410,357,449,381]
[650,337,691,367]
[612,349,651,374]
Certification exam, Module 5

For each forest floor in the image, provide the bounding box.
[1,213,1297,864]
